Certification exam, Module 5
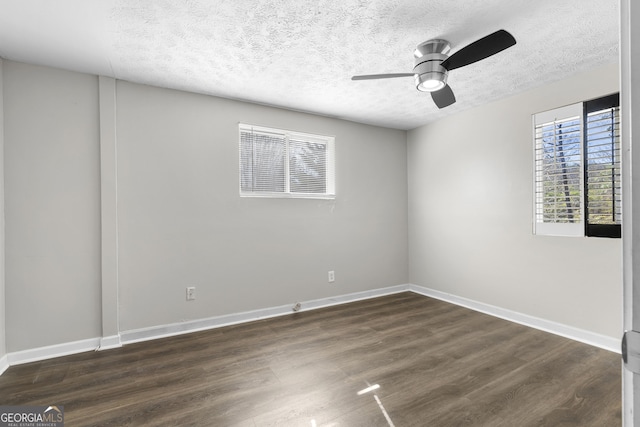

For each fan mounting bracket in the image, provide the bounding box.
[413,39,451,59]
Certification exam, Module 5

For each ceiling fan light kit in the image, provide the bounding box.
[413,39,450,92]
[351,29,516,109]
[416,74,446,92]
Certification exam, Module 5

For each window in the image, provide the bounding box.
[533,93,621,237]
[584,95,621,237]
[239,124,335,198]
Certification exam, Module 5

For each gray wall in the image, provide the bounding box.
[3,61,102,352]
[407,62,622,339]
[0,57,623,354]
[2,60,408,351]
[115,81,408,331]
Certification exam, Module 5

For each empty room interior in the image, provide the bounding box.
[0,0,636,426]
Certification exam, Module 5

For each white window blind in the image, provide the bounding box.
[533,103,584,236]
[239,124,335,198]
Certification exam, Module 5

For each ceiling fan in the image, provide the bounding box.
[351,29,516,109]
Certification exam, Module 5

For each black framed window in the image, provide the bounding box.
[584,94,621,238]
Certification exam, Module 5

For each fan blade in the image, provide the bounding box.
[351,73,415,80]
[431,85,456,109]
[440,30,516,71]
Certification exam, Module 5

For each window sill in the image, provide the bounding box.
[240,191,336,200]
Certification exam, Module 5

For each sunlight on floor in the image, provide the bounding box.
[357,382,395,427]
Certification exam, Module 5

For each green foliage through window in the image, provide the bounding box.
[584,96,621,234]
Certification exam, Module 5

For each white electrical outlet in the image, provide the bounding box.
[186,286,196,301]
[328,271,335,283]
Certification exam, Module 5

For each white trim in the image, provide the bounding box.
[292,284,409,312]
[621,0,639,424]
[239,191,335,200]
[409,284,620,353]
[534,222,584,237]
[98,75,121,340]
[0,283,620,374]
[7,338,101,366]
[0,355,9,376]
[238,122,336,141]
[533,102,582,126]
[121,285,410,345]
[0,60,5,380]
[98,335,122,351]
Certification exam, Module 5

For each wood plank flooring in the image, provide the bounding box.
[0,292,621,426]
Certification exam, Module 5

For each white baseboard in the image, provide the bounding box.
[7,337,101,366]
[98,335,122,351]
[120,284,410,345]
[0,354,8,376]
[409,284,621,353]
[296,284,410,312]
[0,282,620,374]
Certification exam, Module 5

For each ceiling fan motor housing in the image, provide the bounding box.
[413,39,451,92]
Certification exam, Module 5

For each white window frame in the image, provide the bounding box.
[533,102,585,237]
[239,123,336,199]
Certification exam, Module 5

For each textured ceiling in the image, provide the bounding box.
[0,0,619,130]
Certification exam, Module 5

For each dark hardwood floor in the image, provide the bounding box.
[0,292,621,426]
